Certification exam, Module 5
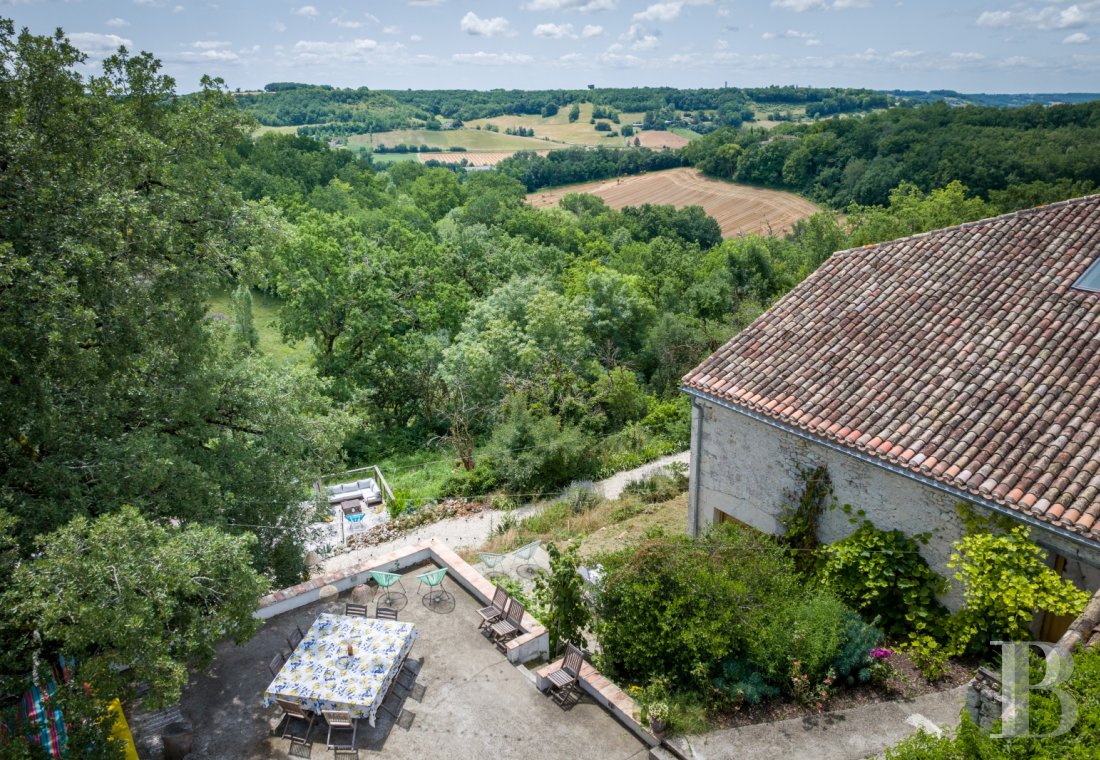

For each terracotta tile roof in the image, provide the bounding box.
[683,195,1100,543]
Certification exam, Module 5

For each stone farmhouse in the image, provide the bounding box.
[682,194,1100,640]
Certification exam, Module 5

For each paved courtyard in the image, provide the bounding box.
[172,565,647,760]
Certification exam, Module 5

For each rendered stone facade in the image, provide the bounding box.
[686,396,1100,611]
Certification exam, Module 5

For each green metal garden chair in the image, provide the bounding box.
[369,570,407,607]
[415,567,449,607]
[511,540,541,577]
[479,552,507,578]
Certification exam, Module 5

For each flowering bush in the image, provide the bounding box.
[790,660,836,711]
[868,647,895,686]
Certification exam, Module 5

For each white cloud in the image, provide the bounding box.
[293,5,318,17]
[762,28,820,45]
[1064,31,1091,43]
[292,37,381,64]
[771,0,868,8]
[332,17,363,29]
[383,25,400,34]
[622,23,662,48]
[68,32,132,56]
[977,3,1096,31]
[452,51,534,64]
[191,39,231,49]
[173,4,184,11]
[582,24,604,36]
[523,0,616,11]
[178,48,240,62]
[949,51,985,60]
[271,21,287,32]
[599,48,644,66]
[409,0,447,5]
[771,0,826,10]
[634,1,683,21]
[410,34,423,41]
[132,0,165,6]
[460,11,511,36]
[534,22,576,38]
[557,52,585,64]
[106,18,130,27]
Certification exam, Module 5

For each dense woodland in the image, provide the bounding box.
[682,101,1100,208]
[4,21,1100,756]
[236,83,891,131]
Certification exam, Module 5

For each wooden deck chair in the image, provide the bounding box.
[276,699,316,740]
[268,651,286,678]
[477,585,509,631]
[489,597,526,649]
[547,644,585,709]
[321,709,357,749]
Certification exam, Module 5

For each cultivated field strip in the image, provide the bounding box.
[418,150,550,167]
[527,167,820,238]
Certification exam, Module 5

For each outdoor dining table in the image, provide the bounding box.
[263,612,418,727]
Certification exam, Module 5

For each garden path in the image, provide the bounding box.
[317,451,691,576]
[666,684,969,760]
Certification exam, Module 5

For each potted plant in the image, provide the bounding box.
[647,700,669,736]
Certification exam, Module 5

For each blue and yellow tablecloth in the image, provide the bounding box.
[263,612,418,726]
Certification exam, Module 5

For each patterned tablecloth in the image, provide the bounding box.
[264,613,418,726]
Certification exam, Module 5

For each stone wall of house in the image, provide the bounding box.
[687,397,1100,610]
[689,397,972,608]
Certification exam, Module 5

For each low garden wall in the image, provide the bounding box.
[256,537,549,665]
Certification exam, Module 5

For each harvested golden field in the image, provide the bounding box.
[527,167,820,238]
[418,150,549,167]
[633,130,691,149]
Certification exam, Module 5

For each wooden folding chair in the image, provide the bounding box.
[375,606,398,620]
[477,585,509,631]
[547,644,585,709]
[276,699,316,740]
[286,623,304,651]
[321,709,358,749]
[489,597,526,651]
[344,603,370,617]
[268,652,286,678]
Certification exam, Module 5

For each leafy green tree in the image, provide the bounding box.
[230,284,260,350]
[3,507,267,708]
[533,542,591,656]
[0,23,344,581]
[846,181,998,246]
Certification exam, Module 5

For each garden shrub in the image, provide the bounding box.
[486,400,594,495]
[830,611,884,686]
[596,523,802,690]
[947,526,1089,656]
[621,463,688,503]
[439,460,500,498]
[748,589,848,686]
[559,480,603,514]
[712,658,780,707]
[821,522,947,638]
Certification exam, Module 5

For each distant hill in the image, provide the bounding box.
[888,90,1100,107]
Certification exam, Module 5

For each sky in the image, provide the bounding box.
[3,1,1099,93]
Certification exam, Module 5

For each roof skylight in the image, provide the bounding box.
[1073,257,1100,293]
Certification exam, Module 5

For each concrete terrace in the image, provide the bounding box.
[170,557,648,760]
